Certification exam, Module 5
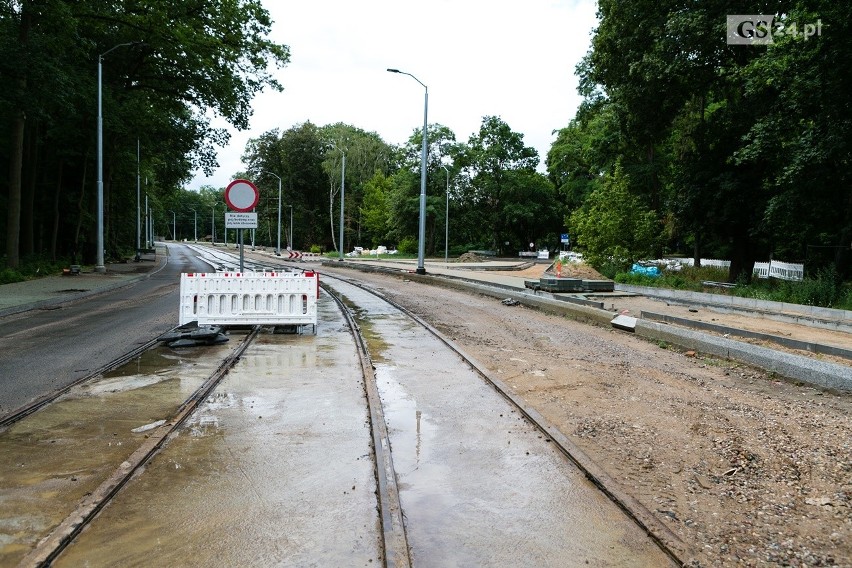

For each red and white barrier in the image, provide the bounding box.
[179,271,319,329]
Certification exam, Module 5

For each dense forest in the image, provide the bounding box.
[2,1,850,285]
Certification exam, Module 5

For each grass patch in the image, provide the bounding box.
[1,256,71,284]
[612,263,851,310]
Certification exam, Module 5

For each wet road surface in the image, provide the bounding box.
[327,278,676,567]
[53,300,381,567]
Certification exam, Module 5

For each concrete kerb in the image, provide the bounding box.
[618,283,852,333]
[637,320,852,392]
[324,261,852,393]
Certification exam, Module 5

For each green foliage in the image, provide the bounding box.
[614,265,729,291]
[569,163,659,268]
[735,267,849,309]
[1,0,289,266]
[360,172,392,247]
[0,268,25,285]
[398,237,418,255]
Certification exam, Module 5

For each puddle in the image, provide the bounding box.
[52,299,382,567]
[0,344,233,566]
[326,278,677,566]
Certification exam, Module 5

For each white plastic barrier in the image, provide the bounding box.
[768,260,804,281]
[753,262,770,279]
[179,271,319,328]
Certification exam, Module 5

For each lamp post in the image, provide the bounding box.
[192,209,197,242]
[289,205,293,250]
[387,68,428,275]
[135,140,141,261]
[331,144,346,260]
[168,210,176,241]
[211,205,216,244]
[261,171,282,255]
[441,165,450,266]
[97,41,139,272]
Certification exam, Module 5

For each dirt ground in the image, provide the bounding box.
[325,266,852,568]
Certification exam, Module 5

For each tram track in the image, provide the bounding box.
[319,271,689,566]
[15,327,261,568]
[3,247,683,566]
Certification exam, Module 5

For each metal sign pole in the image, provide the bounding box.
[239,229,244,272]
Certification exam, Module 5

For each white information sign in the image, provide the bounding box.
[225,212,258,229]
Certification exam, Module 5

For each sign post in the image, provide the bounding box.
[225,179,260,272]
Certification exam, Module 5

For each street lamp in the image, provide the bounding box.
[191,209,197,242]
[331,144,346,261]
[211,205,216,244]
[444,167,451,266]
[387,68,428,275]
[169,210,176,241]
[135,140,141,261]
[261,171,282,255]
[289,205,293,250]
[97,41,140,272]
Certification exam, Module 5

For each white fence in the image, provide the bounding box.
[659,257,803,281]
[764,260,804,281]
[179,270,319,328]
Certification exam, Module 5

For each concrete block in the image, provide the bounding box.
[611,314,637,332]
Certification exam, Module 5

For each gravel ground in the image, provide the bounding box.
[323,265,852,568]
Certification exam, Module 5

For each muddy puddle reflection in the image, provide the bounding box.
[330,280,676,567]
[55,300,381,567]
[0,343,236,566]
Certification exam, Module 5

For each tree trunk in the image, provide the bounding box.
[22,118,38,257]
[5,7,30,269]
[6,110,25,269]
[51,160,63,261]
[728,233,754,284]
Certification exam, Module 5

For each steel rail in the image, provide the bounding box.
[317,270,692,567]
[18,327,261,568]
[321,285,411,568]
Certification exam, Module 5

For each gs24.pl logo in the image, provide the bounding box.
[727,15,823,45]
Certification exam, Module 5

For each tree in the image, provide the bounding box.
[459,116,543,253]
[569,162,659,270]
[0,0,289,266]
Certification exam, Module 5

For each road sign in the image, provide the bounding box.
[288,251,302,259]
[225,212,258,229]
[224,179,259,212]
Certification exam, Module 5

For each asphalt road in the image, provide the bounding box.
[0,244,208,420]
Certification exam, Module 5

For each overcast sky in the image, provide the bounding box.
[187,0,599,190]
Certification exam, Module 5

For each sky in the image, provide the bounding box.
[187,0,599,190]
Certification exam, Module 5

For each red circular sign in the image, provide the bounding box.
[225,179,259,212]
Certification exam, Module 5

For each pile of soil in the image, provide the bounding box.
[554,261,608,280]
[455,252,486,263]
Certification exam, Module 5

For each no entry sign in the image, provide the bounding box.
[225,179,259,212]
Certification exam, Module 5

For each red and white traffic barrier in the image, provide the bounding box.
[179,271,319,330]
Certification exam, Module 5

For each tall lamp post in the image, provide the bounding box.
[261,171,282,255]
[289,205,293,250]
[135,140,141,261]
[211,205,216,244]
[331,144,346,260]
[191,209,197,242]
[169,210,176,241]
[387,68,428,275]
[441,165,450,266]
[97,41,139,272]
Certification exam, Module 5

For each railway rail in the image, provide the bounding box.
[1,249,682,567]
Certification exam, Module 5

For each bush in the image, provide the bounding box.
[0,268,25,284]
[398,237,418,255]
